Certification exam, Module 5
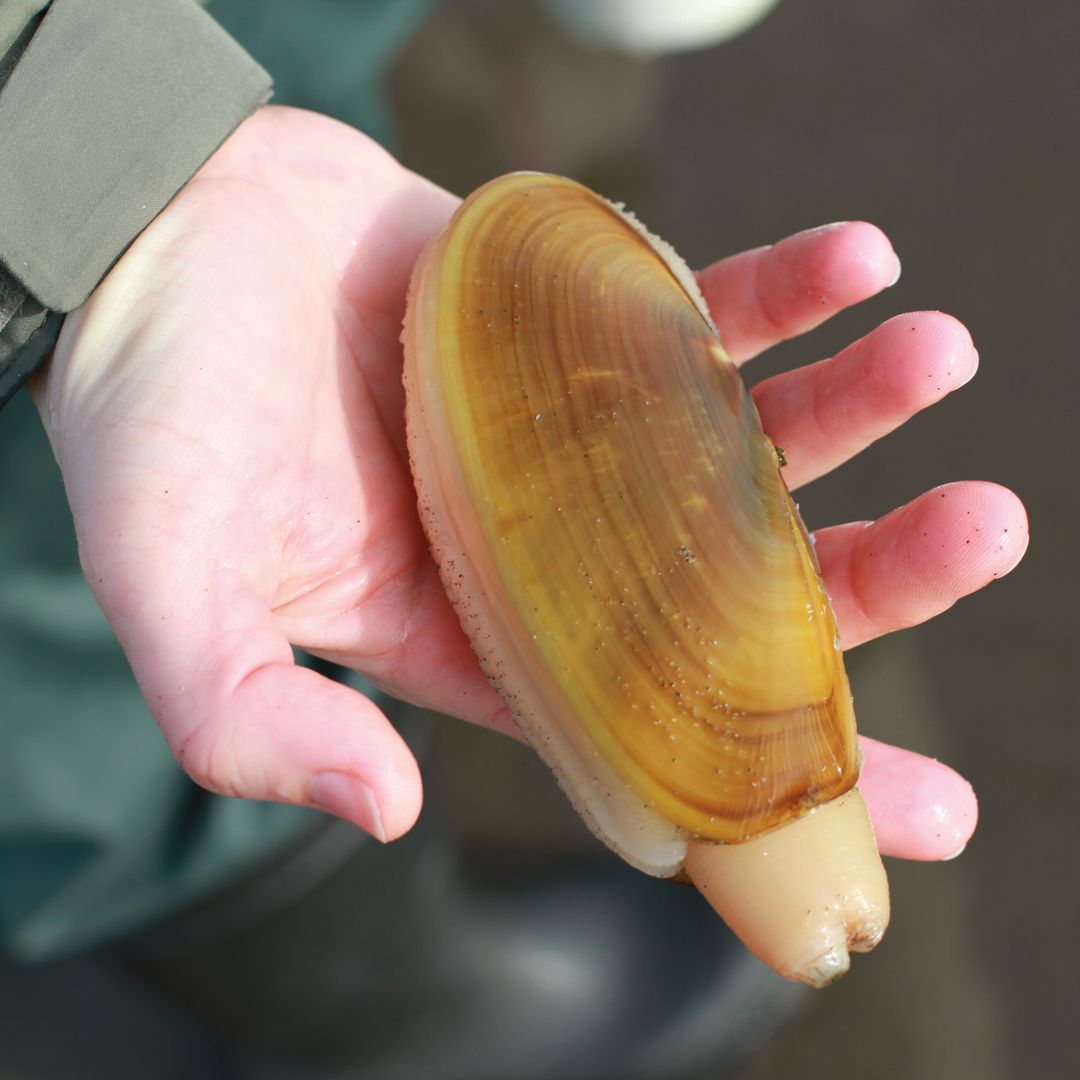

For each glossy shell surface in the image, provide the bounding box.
[404,173,858,876]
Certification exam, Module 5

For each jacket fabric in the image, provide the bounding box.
[0,0,272,404]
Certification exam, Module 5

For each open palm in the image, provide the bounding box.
[34,107,1026,855]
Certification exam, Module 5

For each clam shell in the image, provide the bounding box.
[403,173,858,876]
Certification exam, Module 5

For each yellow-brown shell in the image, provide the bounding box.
[403,173,858,876]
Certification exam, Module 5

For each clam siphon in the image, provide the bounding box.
[402,173,889,986]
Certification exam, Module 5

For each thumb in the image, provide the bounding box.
[102,568,423,843]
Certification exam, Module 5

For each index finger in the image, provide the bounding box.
[695,221,901,366]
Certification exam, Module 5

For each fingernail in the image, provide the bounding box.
[807,221,851,236]
[887,253,902,287]
[941,842,967,862]
[309,771,387,843]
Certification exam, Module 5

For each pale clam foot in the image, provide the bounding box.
[683,789,890,988]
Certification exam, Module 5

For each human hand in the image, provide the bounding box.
[32,106,1027,856]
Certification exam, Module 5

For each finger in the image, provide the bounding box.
[695,221,901,366]
[99,565,423,842]
[815,481,1029,650]
[858,736,977,861]
[754,311,979,490]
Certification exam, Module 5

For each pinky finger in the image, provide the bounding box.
[858,737,977,861]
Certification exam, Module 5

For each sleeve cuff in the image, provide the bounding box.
[0,0,272,404]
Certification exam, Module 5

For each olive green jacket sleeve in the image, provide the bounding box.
[0,0,271,406]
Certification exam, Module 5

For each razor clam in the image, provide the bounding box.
[402,173,889,986]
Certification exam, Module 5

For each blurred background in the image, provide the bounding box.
[1,1,1076,1078]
